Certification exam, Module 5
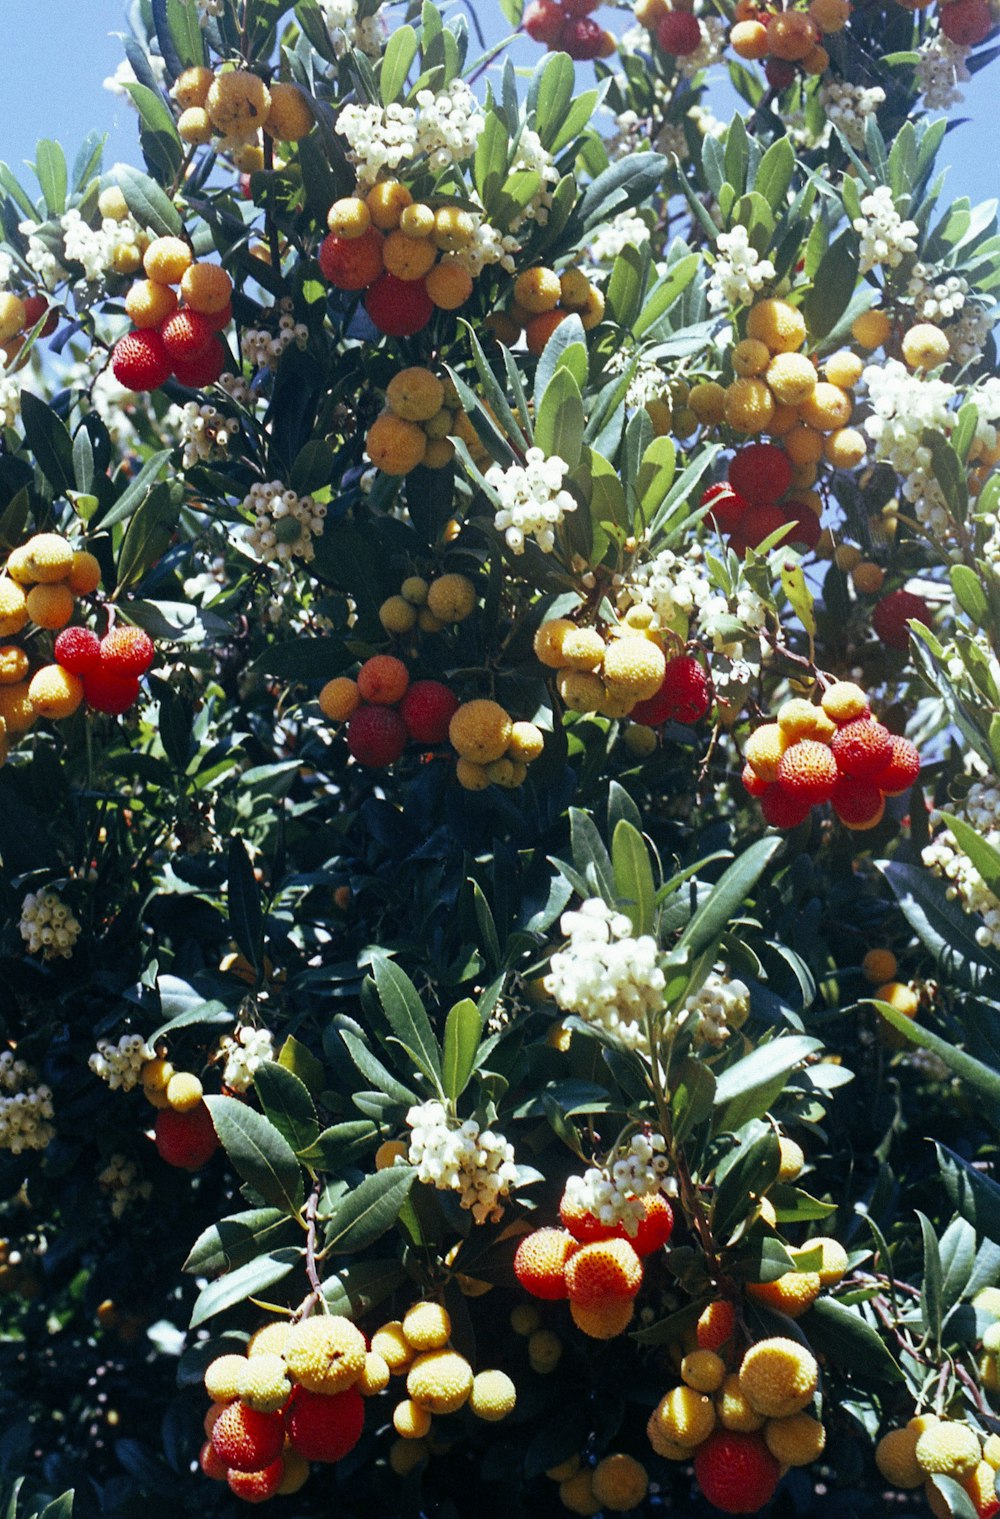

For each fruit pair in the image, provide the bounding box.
[366,367,455,475]
[379,571,477,635]
[54,624,155,716]
[503,266,605,355]
[112,239,233,391]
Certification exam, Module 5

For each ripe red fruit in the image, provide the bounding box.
[513,1227,578,1299]
[111,329,172,392]
[830,717,893,780]
[759,783,812,829]
[765,57,798,90]
[83,668,141,715]
[159,307,215,361]
[733,502,787,554]
[876,734,921,796]
[172,337,227,388]
[318,227,385,291]
[22,294,57,337]
[54,626,102,675]
[365,273,434,337]
[830,774,885,829]
[523,0,566,43]
[285,1386,364,1462]
[701,482,749,534]
[206,301,233,333]
[631,1193,674,1256]
[399,680,460,744]
[742,761,769,798]
[728,443,793,505]
[872,588,930,650]
[777,739,839,804]
[560,15,605,55]
[227,1461,284,1503]
[785,501,822,551]
[211,1403,285,1473]
[100,626,156,677]
[941,0,991,44]
[564,0,600,11]
[694,1431,781,1514]
[154,1103,219,1170]
[347,705,408,768]
[630,656,711,726]
[198,1441,228,1481]
[657,10,703,53]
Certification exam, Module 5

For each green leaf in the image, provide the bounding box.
[938,1215,976,1314]
[569,807,615,902]
[578,152,666,236]
[803,230,859,339]
[250,637,349,681]
[724,113,750,198]
[950,564,990,626]
[297,1120,380,1170]
[917,1210,943,1344]
[442,998,481,1101]
[635,436,676,525]
[458,318,529,453]
[228,836,264,970]
[152,0,207,72]
[712,1121,780,1242]
[98,448,173,530]
[549,87,601,155]
[631,253,700,340]
[872,999,1000,1107]
[677,837,781,960]
[534,364,584,472]
[878,860,1000,996]
[923,428,967,520]
[371,951,443,1094]
[253,1061,319,1155]
[925,1477,980,1519]
[204,1095,304,1215]
[802,1297,902,1382]
[115,480,177,591]
[183,1207,293,1275]
[115,162,182,237]
[780,559,816,638]
[323,1165,416,1253]
[937,1144,1000,1245]
[320,1258,408,1318]
[380,24,417,104]
[122,84,184,178]
[713,1036,823,1130]
[34,139,67,215]
[606,242,647,329]
[939,811,1000,898]
[20,392,74,494]
[532,52,576,152]
[612,819,655,936]
[754,135,795,212]
[189,1248,301,1328]
[278,1035,326,1099]
[289,439,335,495]
[670,1058,716,1146]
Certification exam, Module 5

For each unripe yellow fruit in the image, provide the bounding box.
[367,412,427,475]
[178,108,213,145]
[744,722,790,783]
[0,294,26,345]
[557,668,605,713]
[510,1304,541,1336]
[98,185,131,220]
[379,595,418,633]
[902,323,950,370]
[876,1425,924,1488]
[406,1349,473,1415]
[173,66,215,109]
[560,627,606,671]
[533,620,575,668]
[689,381,727,425]
[792,1236,848,1287]
[569,1297,634,1339]
[28,664,83,720]
[560,1471,601,1515]
[851,308,891,350]
[716,1373,767,1432]
[875,981,919,1018]
[400,576,429,605]
[165,1071,204,1113]
[798,381,852,432]
[513,267,561,314]
[433,207,476,252]
[739,1337,819,1419]
[205,70,270,135]
[425,259,473,310]
[204,1353,247,1402]
[26,582,74,630]
[724,377,775,434]
[402,1301,451,1352]
[394,1398,432,1439]
[143,236,193,286]
[747,1270,821,1318]
[914,1420,980,1478]
[648,1385,716,1448]
[0,580,27,638]
[456,758,491,790]
[238,1350,291,1412]
[389,1437,428,1475]
[469,1369,517,1422]
[180,261,232,315]
[247,1321,290,1358]
[824,349,864,388]
[371,1321,413,1374]
[366,180,413,230]
[681,1350,726,1393]
[283,1314,366,1393]
[777,699,836,743]
[449,700,512,763]
[624,723,657,758]
[765,1413,826,1465]
[387,367,444,423]
[125,279,178,330]
[24,533,72,583]
[0,646,28,685]
[319,677,361,721]
[327,197,371,238]
[547,1455,581,1482]
[264,82,313,141]
[862,947,897,983]
[821,680,868,722]
[399,203,435,238]
[383,230,437,282]
[375,1139,407,1170]
[767,352,817,405]
[506,721,544,763]
[426,573,476,622]
[357,1351,391,1396]
[731,18,770,57]
[602,636,666,702]
[747,298,807,354]
[777,1136,805,1181]
[825,427,867,468]
[732,338,771,377]
[528,1328,562,1373]
[591,1453,649,1511]
[767,9,819,57]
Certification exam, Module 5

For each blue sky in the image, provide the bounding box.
[3,0,997,212]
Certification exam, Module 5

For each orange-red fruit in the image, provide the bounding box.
[876,734,920,795]
[941,0,991,43]
[365,273,434,337]
[357,654,409,705]
[227,1461,284,1503]
[172,337,227,388]
[513,1227,579,1300]
[83,668,141,715]
[702,482,749,534]
[730,502,786,556]
[318,228,384,290]
[631,1193,675,1256]
[776,740,838,805]
[830,718,893,780]
[630,656,711,726]
[211,1403,285,1473]
[697,1299,736,1351]
[284,1385,364,1462]
[54,627,102,675]
[100,626,156,677]
[872,588,931,649]
[657,10,702,52]
[759,784,812,829]
[199,1440,229,1481]
[830,775,885,829]
[560,1193,617,1245]
[111,329,172,391]
[346,705,408,768]
[565,1238,643,1306]
[728,443,793,505]
[398,680,459,744]
[160,308,215,361]
[694,1431,781,1514]
[154,1102,219,1169]
[742,762,769,799]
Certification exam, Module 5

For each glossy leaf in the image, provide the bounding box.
[203,1095,304,1215]
[323,1165,416,1253]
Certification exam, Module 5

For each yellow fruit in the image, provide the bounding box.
[247,1321,290,1358]
[238,1351,291,1413]
[689,381,727,425]
[510,1304,541,1336]
[177,108,213,145]
[400,576,429,606]
[366,180,413,230]
[375,1139,406,1170]
[387,367,444,423]
[449,699,512,764]
[557,668,605,713]
[767,352,817,405]
[319,677,361,722]
[165,1072,204,1113]
[0,580,27,638]
[875,981,919,1018]
[744,722,790,782]
[765,1413,826,1466]
[534,619,576,667]
[276,1451,310,1496]
[396,203,433,239]
[514,267,562,314]
[591,1453,648,1511]
[724,377,775,433]
[558,268,592,310]
[0,294,26,344]
[371,1321,413,1374]
[283,1314,366,1393]
[579,286,606,330]
[821,680,869,722]
[507,721,544,763]
[824,349,864,387]
[747,298,807,354]
[327,197,371,238]
[983,1434,1000,1469]
[862,948,897,983]
[180,261,232,315]
[739,1338,819,1419]
[425,259,474,310]
[0,681,34,733]
[560,627,606,672]
[902,322,950,370]
[426,573,476,622]
[802,43,829,73]
[624,724,657,758]
[914,1421,980,1478]
[205,69,270,135]
[851,309,891,350]
[974,1289,1000,1317]
[402,1301,451,1352]
[389,1436,428,1475]
[0,646,27,684]
[433,207,476,252]
[26,583,74,630]
[27,663,83,719]
[777,699,836,744]
[716,1373,766,1432]
[406,1349,473,1415]
[456,758,491,791]
[264,82,313,141]
[5,547,33,586]
[379,595,418,633]
[24,533,72,583]
[876,1426,924,1488]
[731,18,770,57]
[394,1398,432,1439]
[852,560,885,594]
[681,1350,726,1393]
[143,236,193,286]
[649,1385,716,1448]
[366,412,427,475]
[560,1471,601,1515]
[732,338,771,377]
[383,230,437,282]
[204,1353,247,1402]
[746,1271,821,1319]
[777,1137,805,1181]
[469,1369,517,1421]
[173,66,214,109]
[357,1351,391,1396]
[570,1297,635,1339]
[528,1328,562,1373]
[125,279,178,330]
[602,636,666,702]
[798,382,852,432]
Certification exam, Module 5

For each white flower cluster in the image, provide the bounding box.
[61,208,145,283]
[0,367,21,429]
[318,0,385,56]
[243,481,326,566]
[862,359,956,533]
[947,302,996,366]
[916,33,971,110]
[241,300,309,368]
[853,186,918,275]
[702,586,768,656]
[506,127,559,231]
[604,349,666,410]
[98,1153,153,1217]
[336,81,484,187]
[677,970,751,1046]
[563,1132,669,1236]
[89,1033,154,1091]
[924,780,1000,949]
[218,371,253,406]
[0,1052,54,1154]
[821,82,885,149]
[907,263,968,323]
[219,1026,275,1092]
[677,16,729,78]
[486,447,577,555]
[450,210,521,278]
[589,211,651,268]
[616,544,713,633]
[406,1100,519,1224]
[707,225,776,311]
[18,220,66,289]
[545,898,665,1051]
[172,401,240,469]
[19,890,81,960]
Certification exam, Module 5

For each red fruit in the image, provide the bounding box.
[728,443,793,505]
[111,329,172,392]
[560,1192,618,1245]
[784,501,821,551]
[694,1431,781,1514]
[876,734,921,796]
[227,1461,284,1503]
[318,227,384,291]
[872,588,930,650]
[365,273,434,337]
[172,337,227,388]
[199,1441,229,1481]
[206,301,233,333]
[742,761,769,798]
[631,656,711,726]
[523,0,566,43]
[398,680,460,744]
[100,625,156,677]
[941,0,991,44]
[54,626,102,675]
[159,307,215,361]
[22,295,57,337]
[285,1386,364,1463]
[560,15,605,55]
[346,705,408,768]
[765,57,798,90]
[759,783,812,829]
[83,668,141,715]
[777,739,838,805]
[657,10,703,52]
[697,1299,736,1351]
[154,1102,219,1170]
[211,1403,285,1473]
[830,774,885,829]
[564,0,600,11]
[565,1238,643,1305]
[356,654,409,704]
[513,1227,579,1299]
[701,482,749,534]
[734,502,787,553]
[830,717,893,780]
[631,1193,674,1256]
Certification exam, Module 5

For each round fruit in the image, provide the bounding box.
[347,705,408,768]
[657,10,703,52]
[872,588,930,649]
[319,228,384,291]
[112,329,172,391]
[694,1431,781,1513]
[284,1385,365,1462]
[399,681,459,744]
[728,443,793,505]
[365,273,434,337]
[513,1227,578,1299]
[101,626,155,677]
[154,1103,219,1169]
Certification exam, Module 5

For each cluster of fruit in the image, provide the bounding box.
[320,656,458,768]
[378,570,477,636]
[876,1409,1000,1518]
[0,289,56,363]
[111,237,233,392]
[513,1184,674,1340]
[172,66,313,164]
[137,1049,219,1172]
[632,0,711,59]
[491,265,605,356]
[648,1329,823,1514]
[320,185,477,338]
[545,1451,649,1515]
[741,682,921,830]
[726,0,850,84]
[49,623,155,716]
[534,613,712,726]
[366,366,456,475]
[522,0,617,60]
[701,441,821,555]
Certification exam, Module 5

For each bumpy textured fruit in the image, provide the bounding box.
[172,337,227,388]
[469,1369,517,1422]
[406,1349,473,1415]
[631,656,711,726]
[602,637,667,702]
[831,718,893,780]
[402,1300,451,1352]
[941,0,991,43]
[777,739,838,804]
[248,1322,290,1359]
[746,1271,821,1318]
[681,1349,726,1393]
[570,1296,635,1339]
[366,412,427,474]
[26,583,74,630]
[371,1321,413,1373]
[319,676,361,722]
[875,734,921,795]
[963,1460,1000,1517]
[631,1193,675,1255]
[28,664,83,720]
[211,1403,285,1472]
[915,1421,981,1478]
[365,273,434,337]
[725,377,775,433]
[514,267,561,314]
[180,263,233,315]
[591,1453,648,1511]
[386,367,444,422]
[164,1071,203,1113]
[265,81,313,140]
[694,1431,781,1514]
[399,681,459,744]
[112,329,172,391]
[744,723,789,783]
[872,588,930,649]
[717,1373,766,1433]
[238,1351,291,1413]
[393,1398,432,1439]
[227,1459,284,1503]
[143,236,193,285]
[776,699,836,745]
[204,1352,247,1402]
[528,1327,562,1372]
[24,533,72,582]
[198,1439,228,1481]
[507,720,544,763]
[792,1235,848,1287]
[821,680,870,724]
[739,1337,818,1419]
[565,1238,643,1305]
[0,645,28,684]
[284,1385,364,1462]
[154,1103,219,1169]
[357,1350,390,1396]
[68,551,102,595]
[560,1470,601,1516]
[205,70,270,134]
[697,1299,736,1352]
[648,1384,716,1448]
[426,573,476,622]
[764,1413,826,1465]
[83,669,140,715]
[657,10,702,51]
[514,1227,578,1299]
[449,699,512,764]
[747,298,807,354]
[101,626,155,677]
[356,655,408,705]
[862,947,898,984]
[876,1425,923,1488]
[283,1314,365,1394]
[319,228,384,291]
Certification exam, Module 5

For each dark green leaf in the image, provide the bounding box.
[534,364,584,472]
[297,1120,379,1170]
[254,1061,319,1155]
[442,998,481,1101]
[802,1297,902,1382]
[204,1095,304,1214]
[321,1258,407,1317]
[116,162,183,236]
[20,392,74,493]
[678,837,781,960]
[228,836,264,970]
[183,1207,293,1275]
[189,1248,301,1328]
[612,819,655,936]
[872,999,1000,1107]
[323,1165,416,1253]
[937,1143,1000,1244]
[371,951,443,1093]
